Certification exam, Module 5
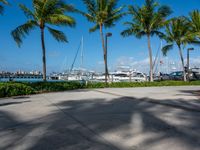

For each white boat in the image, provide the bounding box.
[91,70,147,82]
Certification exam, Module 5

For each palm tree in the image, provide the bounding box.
[11,0,76,81]
[0,0,8,15]
[162,17,199,81]
[121,0,172,82]
[81,0,124,84]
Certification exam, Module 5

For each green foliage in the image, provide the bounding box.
[1,81,200,98]
[27,81,85,92]
[11,0,76,46]
[0,82,35,98]
[162,17,198,54]
[0,81,85,98]
[82,0,124,32]
[86,81,200,88]
[189,10,200,38]
[121,0,172,38]
[0,0,8,15]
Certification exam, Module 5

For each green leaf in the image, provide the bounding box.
[11,20,38,47]
[47,27,68,43]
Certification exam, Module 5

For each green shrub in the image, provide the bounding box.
[0,82,35,98]
[86,80,200,88]
[1,80,200,98]
[25,81,85,93]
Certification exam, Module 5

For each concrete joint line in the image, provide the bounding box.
[94,89,200,113]
[42,95,121,150]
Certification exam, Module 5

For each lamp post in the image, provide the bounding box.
[105,32,112,83]
[187,47,194,80]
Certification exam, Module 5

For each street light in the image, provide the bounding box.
[105,32,112,83]
[187,48,194,71]
[187,47,194,80]
[106,32,112,50]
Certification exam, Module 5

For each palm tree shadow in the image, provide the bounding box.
[1,96,200,150]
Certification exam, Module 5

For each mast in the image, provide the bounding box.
[80,36,84,70]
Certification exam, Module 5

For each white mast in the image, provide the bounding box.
[80,36,84,70]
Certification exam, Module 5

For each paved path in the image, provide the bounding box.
[0,86,200,150]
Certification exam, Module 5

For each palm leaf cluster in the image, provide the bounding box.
[0,0,8,15]
[121,0,171,38]
[82,0,124,32]
[12,0,76,47]
[189,10,200,38]
[162,17,197,55]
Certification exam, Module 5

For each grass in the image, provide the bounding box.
[0,80,200,98]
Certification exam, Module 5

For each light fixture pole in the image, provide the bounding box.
[187,48,194,80]
[105,32,112,83]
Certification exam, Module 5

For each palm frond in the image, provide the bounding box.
[11,20,38,47]
[0,0,8,15]
[121,28,134,37]
[150,30,164,38]
[83,0,96,14]
[19,4,34,19]
[0,5,3,14]
[0,0,8,4]
[189,10,200,35]
[48,14,76,27]
[82,0,123,30]
[47,27,68,43]
[89,24,99,32]
[158,5,172,17]
[162,44,173,56]
[122,0,171,40]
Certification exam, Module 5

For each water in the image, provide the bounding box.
[0,78,63,83]
[0,78,86,83]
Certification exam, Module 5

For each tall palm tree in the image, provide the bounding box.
[0,0,8,15]
[82,0,124,84]
[162,17,199,81]
[11,0,76,81]
[121,0,172,82]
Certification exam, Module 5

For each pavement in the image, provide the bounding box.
[0,86,200,150]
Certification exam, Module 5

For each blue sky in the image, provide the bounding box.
[0,0,200,74]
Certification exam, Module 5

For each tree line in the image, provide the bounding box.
[1,0,200,82]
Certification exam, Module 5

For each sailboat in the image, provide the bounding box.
[57,37,91,81]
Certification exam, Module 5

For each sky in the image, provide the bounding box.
[0,0,200,74]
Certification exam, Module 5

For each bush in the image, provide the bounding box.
[86,80,200,88]
[26,81,85,92]
[0,82,35,98]
[0,80,200,98]
[0,81,85,98]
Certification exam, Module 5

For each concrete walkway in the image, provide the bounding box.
[0,86,200,150]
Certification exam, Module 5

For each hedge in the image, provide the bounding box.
[0,80,200,98]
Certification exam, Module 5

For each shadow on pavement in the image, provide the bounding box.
[0,101,31,107]
[0,95,200,150]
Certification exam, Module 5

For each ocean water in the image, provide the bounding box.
[0,78,62,83]
[0,78,86,83]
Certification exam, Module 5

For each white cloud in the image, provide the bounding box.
[97,61,104,65]
[114,56,200,74]
[115,56,150,73]
[48,51,61,57]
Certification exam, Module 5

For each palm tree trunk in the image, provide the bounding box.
[178,46,187,81]
[40,27,47,81]
[147,35,153,82]
[99,24,108,84]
